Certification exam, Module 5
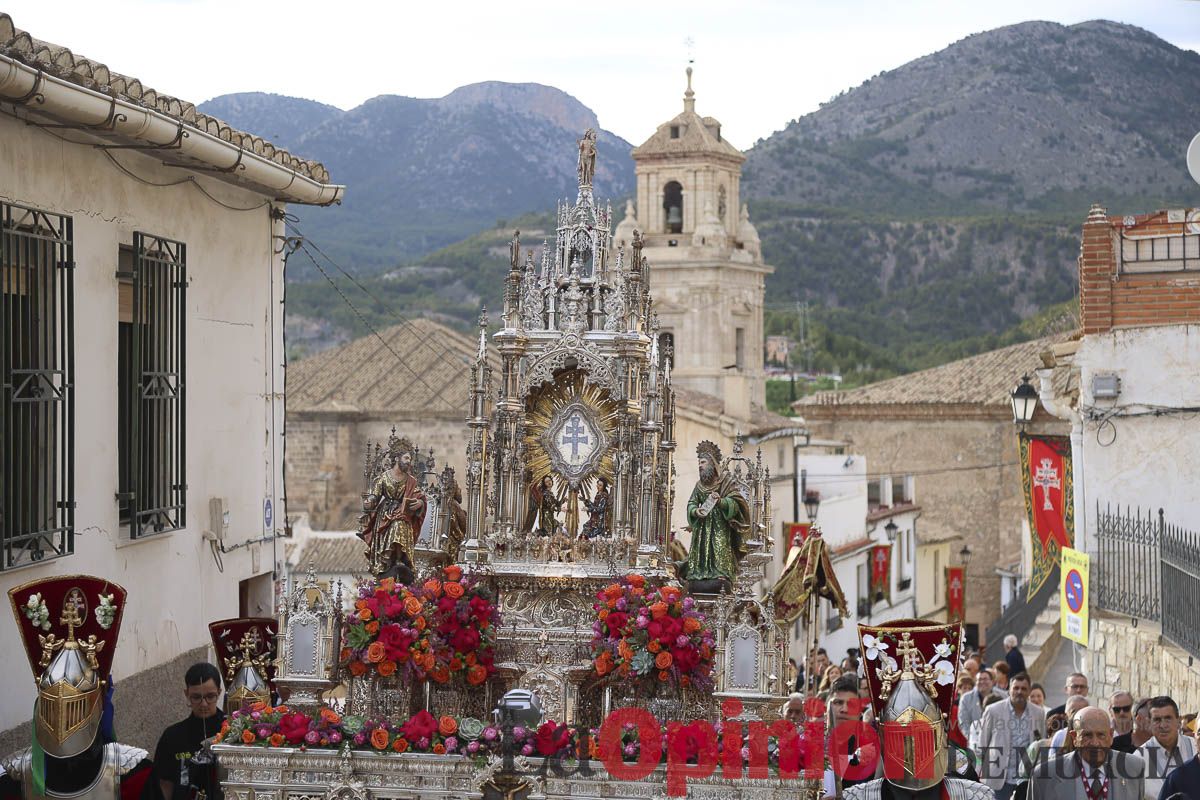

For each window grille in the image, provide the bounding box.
[118,232,186,538]
[1,202,74,570]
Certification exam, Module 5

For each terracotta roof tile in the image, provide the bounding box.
[632,110,745,162]
[797,333,1073,410]
[0,13,330,183]
[288,318,489,416]
[291,535,369,575]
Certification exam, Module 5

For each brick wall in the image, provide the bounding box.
[1080,204,1200,334]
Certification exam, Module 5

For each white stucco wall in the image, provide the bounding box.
[0,114,288,734]
[1073,325,1200,553]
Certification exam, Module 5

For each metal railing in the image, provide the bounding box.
[1094,504,1161,622]
[985,564,1059,661]
[1094,503,1200,660]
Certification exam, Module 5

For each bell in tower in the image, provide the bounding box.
[664,181,683,234]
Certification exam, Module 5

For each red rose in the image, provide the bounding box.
[400,710,438,742]
[278,712,312,745]
[535,721,571,757]
[647,620,664,640]
[378,624,414,661]
[437,596,457,614]
[668,721,716,764]
[660,616,682,641]
[469,596,491,620]
[604,612,628,638]
[450,627,480,654]
[671,645,699,674]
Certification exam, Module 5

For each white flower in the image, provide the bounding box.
[934,641,952,660]
[94,594,117,630]
[863,634,889,661]
[23,593,51,632]
[932,659,955,686]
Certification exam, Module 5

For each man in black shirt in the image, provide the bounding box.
[153,663,226,800]
[1112,696,1153,754]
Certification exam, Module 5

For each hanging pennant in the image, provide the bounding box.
[1019,434,1074,599]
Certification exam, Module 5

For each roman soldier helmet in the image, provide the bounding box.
[8,576,127,758]
[209,618,277,715]
[857,619,963,792]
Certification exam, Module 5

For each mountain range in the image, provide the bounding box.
[201,83,634,275]
[200,19,1200,384]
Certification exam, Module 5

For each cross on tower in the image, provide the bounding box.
[1033,457,1061,511]
[561,415,590,459]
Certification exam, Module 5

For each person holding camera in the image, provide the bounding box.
[153,663,226,800]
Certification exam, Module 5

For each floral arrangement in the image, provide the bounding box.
[340,566,500,686]
[590,574,715,690]
[212,703,816,776]
[94,594,117,630]
[22,593,51,631]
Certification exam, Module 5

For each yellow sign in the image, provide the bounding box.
[1060,547,1089,646]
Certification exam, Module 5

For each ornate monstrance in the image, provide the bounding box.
[526,369,617,491]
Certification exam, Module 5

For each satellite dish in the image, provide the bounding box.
[1188,131,1200,187]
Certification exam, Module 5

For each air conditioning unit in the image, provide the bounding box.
[206,497,229,542]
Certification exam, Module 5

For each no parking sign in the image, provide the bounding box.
[1060,547,1089,646]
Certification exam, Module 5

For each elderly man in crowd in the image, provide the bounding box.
[1004,633,1027,676]
[1027,707,1145,800]
[1138,696,1195,800]
[1048,695,1092,756]
[1114,698,1155,754]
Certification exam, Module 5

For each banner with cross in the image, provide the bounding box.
[1019,434,1074,600]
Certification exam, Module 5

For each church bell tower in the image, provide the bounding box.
[614,68,770,417]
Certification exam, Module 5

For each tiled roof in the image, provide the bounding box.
[290,535,369,575]
[798,333,1074,411]
[672,386,802,437]
[632,110,745,162]
[287,318,487,416]
[0,13,330,183]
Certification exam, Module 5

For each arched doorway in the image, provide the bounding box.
[663,181,683,234]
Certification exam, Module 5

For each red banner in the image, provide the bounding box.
[784,522,812,551]
[1019,434,1075,599]
[946,566,965,622]
[870,545,891,602]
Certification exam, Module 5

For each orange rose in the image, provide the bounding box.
[355,600,369,611]
[268,733,285,747]
[626,574,645,588]
[681,676,691,688]
[431,664,450,684]
[655,650,673,669]
[700,643,712,659]
[443,565,463,582]
[275,706,289,714]
[358,608,373,621]
[444,581,465,599]
[683,617,701,634]
[320,708,341,724]
[598,609,609,620]
[241,730,256,744]
[449,657,463,671]
[366,642,387,663]
[377,660,397,677]
[618,662,631,677]
[393,737,409,753]
[379,577,396,592]
[340,647,352,662]
[404,597,423,616]
[213,732,226,744]
[414,615,427,631]
[349,660,367,676]
[249,701,268,713]
[604,584,624,601]
[659,669,669,681]
[366,621,380,635]
[423,579,443,597]
[618,639,634,661]
[660,586,680,603]
[371,728,390,750]
[595,656,611,676]
[465,652,478,667]
[220,721,231,733]
[439,716,458,736]
[433,743,446,755]
[647,640,661,653]
[467,664,488,686]
[650,602,669,620]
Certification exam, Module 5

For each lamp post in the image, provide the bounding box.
[884,519,898,543]
[1011,375,1039,430]
[804,490,821,524]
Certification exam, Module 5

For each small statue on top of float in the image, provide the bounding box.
[683,440,750,593]
[523,474,561,536]
[358,430,425,582]
[580,476,611,539]
[440,466,468,563]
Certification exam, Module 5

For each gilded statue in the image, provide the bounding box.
[580,476,611,539]
[358,431,426,581]
[683,441,750,593]
[441,466,467,562]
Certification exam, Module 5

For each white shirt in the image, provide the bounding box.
[1139,733,1196,800]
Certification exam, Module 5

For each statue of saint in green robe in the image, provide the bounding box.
[685,448,750,593]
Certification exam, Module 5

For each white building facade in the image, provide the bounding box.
[0,14,342,752]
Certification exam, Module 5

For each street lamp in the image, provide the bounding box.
[959,544,973,568]
[803,489,821,523]
[884,519,899,543]
[1011,375,1039,429]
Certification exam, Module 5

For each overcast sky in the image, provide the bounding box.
[5,1,1198,148]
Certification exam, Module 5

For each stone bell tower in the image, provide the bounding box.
[615,67,770,417]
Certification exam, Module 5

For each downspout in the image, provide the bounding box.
[0,58,345,206]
